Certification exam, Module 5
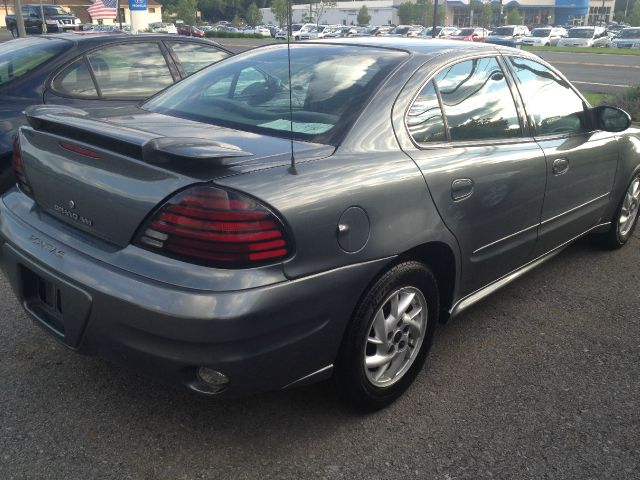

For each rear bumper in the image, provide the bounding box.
[0,192,391,395]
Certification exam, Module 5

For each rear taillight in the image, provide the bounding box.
[134,185,292,268]
[12,135,32,194]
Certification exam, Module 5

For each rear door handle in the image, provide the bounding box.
[552,158,569,176]
[451,178,474,201]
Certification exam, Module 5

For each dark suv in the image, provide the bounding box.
[5,4,80,36]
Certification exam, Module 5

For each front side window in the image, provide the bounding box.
[169,42,229,76]
[87,42,174,99]
[144,45,407,145]
[434,57,521,142]
[508,57,586,136]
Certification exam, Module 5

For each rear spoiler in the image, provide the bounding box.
[23,105,252,164]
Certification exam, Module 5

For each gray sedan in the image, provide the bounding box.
[1,39,638,410]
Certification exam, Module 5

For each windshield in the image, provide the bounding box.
[567,28,594,38]
[43,6,70,15]
[492,27,514,36]
[391,26,410,35]
[0,37,66,87]
[144,45,407,145]
[618,28,640,38]
[291,24,302,31]
[456,28,475,36]
[532,29,551,37]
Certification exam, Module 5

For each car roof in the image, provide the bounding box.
[21,32,226,49]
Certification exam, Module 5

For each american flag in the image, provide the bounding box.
[87,0,118,20]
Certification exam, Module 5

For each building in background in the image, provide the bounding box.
[260,0,613,28]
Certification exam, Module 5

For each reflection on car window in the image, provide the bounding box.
[508,57,585,135]
[0,38,66,87]
[435,57,521,142]
[53,58,98,98]
[407,81,446,143]
[87,42,173,99]
[144,45,407,145]
[169,42,229,76]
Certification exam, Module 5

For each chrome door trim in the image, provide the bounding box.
[450,221,611,317]
[472,223,539,254]
[282,364,333,389]
[541,192,610,226]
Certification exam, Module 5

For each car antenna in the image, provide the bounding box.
[286,0,297,175]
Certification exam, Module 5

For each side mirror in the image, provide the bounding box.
[593,106,631,132]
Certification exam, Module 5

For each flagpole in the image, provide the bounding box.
[117,0,122,29]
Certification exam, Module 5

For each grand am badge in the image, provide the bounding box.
[53,203,94,227]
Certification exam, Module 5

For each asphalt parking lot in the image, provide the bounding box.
[1,228,639,479]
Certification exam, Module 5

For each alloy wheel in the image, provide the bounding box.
[618,177,640,237]
[364,287,428,388]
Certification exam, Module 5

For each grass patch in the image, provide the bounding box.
[523,45,640,56]
[584,92,609,105]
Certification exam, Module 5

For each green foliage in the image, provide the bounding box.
[357,5,371,25]
[245,2,262,25]
[397,2,413,24]
[506,8,522,25]
[611,84,640,121]
[175,0,198,25]
[270,0,289,26]
[630,0,640,25]
[480,3,493,27]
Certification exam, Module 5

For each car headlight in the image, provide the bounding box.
[75,19,81,24]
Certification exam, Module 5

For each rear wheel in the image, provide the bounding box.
[598,173,640,249]
[335,261,438,411]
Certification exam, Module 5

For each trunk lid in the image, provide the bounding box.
[18,105,333,247]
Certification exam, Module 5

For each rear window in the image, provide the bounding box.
[567,28,594,38]
[0,38,67,87]
[144,45,407,145]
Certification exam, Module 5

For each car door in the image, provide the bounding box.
[44,40,180,108]
[504,55,619,256]
[165,41,231,77]
[394,55,547,296]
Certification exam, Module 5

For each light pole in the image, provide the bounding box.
[13,0,27,37]
[39,3,47,33]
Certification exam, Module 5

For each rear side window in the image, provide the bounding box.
[0,38,66,87]
[86,42,174,99]
[52,58,98,98]
[169,42,229,76]
[407,81,447,143]
[434,57,521,142]
[508,57,586,136]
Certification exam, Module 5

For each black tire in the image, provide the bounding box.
[597,173,640,250]
[0,154,15,195]
[335,261,439,411]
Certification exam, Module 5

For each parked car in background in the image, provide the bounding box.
[0,34,231,193]
[610,27,640,49]
[520,26,566,46]
[149,22,178,34]
[5,3,81,36]
[557,26,610,47]
[420,26,458,38]
[177,25,205,37]
[372,25,393,36]
[255,26,272,37]
[449,27,488,42]
[388,25,412,36]
[3,39,637,411]
[485,25,530,47]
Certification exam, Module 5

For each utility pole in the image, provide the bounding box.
[13,0,27,37]
[431,0,438,37]
[39,3,47,34]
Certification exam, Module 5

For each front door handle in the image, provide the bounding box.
[552,158,569,176]
[451,178,474,201]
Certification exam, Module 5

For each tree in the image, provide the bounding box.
[175,0,198,25]
[271,0,289,27]
[357,5,371,25]
[314,1,336,26]
[480,2,493,27]
[630,0,640,25]
[245,2,262,25]
[506,8,522,25]
[398,1,413,24]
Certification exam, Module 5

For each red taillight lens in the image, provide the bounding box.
[12,135,32,194]
[134,185,292,268]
